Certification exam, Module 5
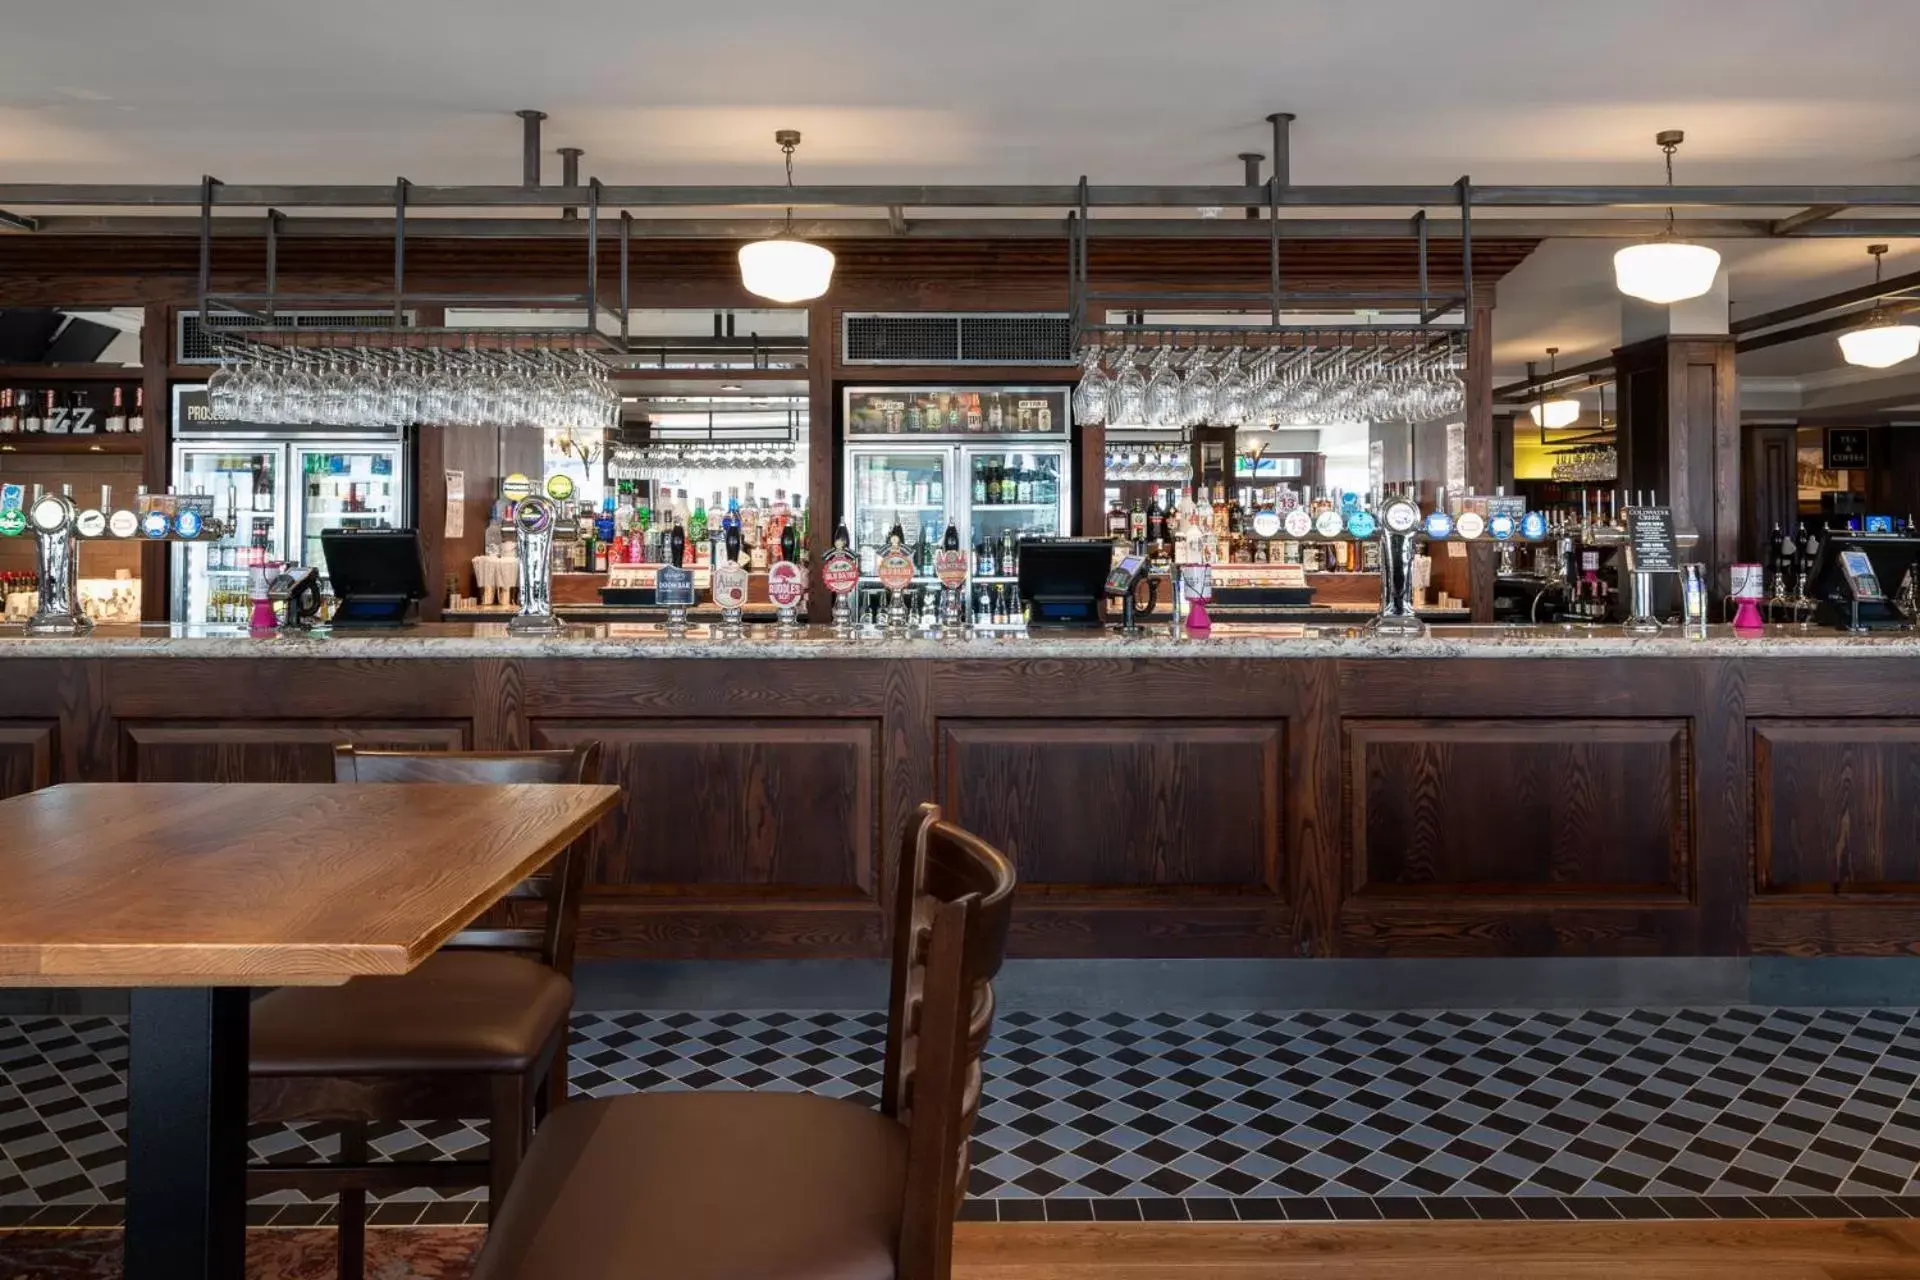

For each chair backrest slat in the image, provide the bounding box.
[883,802,941,1120]
[884,811,1015,1280]
[331,744,602,974]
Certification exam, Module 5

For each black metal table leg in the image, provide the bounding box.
[125,987,250,1280]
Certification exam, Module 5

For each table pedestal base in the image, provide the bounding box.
[125,987,250,1280]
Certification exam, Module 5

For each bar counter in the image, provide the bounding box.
[3,621,1916,962]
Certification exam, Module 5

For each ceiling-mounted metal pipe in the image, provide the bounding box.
[1267,113,1296,188]
[1239,153,1264,219]
[516,110,547,188]
[559,148,583,221]
[49,212,1920,242]
[13,179,1920,210]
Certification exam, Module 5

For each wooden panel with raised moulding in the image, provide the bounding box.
[119,722,470,783]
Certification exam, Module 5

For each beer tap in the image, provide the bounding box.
[24,486,91,636]
[507,495,562,635]
[1370,497,1426,637]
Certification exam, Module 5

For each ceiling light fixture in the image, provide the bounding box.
[1613,130,1722,305]
[1530,348,1582,430]
[738,130,835,304]
[1837,244,1920,370]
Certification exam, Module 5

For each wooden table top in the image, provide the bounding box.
[0,783,622,987]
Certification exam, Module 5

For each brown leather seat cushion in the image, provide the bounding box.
[472,1091,909,1280]
[250,951,573,1076]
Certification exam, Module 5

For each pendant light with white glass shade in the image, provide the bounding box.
[1613,131,1723,305]
[1529,348,1582,430]
[1837,244,1920,369]
[738,130,836,304]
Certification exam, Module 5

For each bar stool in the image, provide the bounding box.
[470,803,1016,1280]
[247,744,601,1280]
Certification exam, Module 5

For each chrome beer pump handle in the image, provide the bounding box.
[1370,527,1427,638]
[25,492,91,637]
[508,495,563,636]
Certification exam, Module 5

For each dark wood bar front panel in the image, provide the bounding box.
[6,647,1920,959]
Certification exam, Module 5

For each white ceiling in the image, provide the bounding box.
[7,0,1920,388]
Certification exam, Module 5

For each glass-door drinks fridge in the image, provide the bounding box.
[841,387,1072,587]
[170,385,411,623]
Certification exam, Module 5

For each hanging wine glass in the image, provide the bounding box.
[1145,346,1182,427]
[1216,346,1250,426]
[1071,348,1110,427]
[1108,347,1147,427]
[1179,348,1217,426]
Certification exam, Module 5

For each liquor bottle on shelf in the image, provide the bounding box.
[1107,495,1127,540]
[129,387,145,435]
[20,391,43,434]
[1128,499,1147,545]
[975,537,994,577]
[999,529,1016,577]
[988,395,1005,431]
[689,496,709,546]
[973,466,988,504]
[1146,496,1166,546]
[946,395,962,431]
[965,396,983,433]
[0,389,13,434]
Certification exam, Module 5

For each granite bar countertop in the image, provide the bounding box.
[2,621,1919,659]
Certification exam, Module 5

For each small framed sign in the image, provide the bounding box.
[1824,428,1870,470]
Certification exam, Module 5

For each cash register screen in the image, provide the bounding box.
[1016,538,1115,627]
[1809,534,1917,605]
[321,529,427,626]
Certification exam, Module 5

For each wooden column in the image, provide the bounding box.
[139,304,173,621]
[1465,301,1496,622]
[1613,334,1740,590]
[1868,425,1920,521]
[805,299,836,620]
[1740,424,1799,562]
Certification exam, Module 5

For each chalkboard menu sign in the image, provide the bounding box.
[1625,507,1678,573]
[1825,427,1870,470]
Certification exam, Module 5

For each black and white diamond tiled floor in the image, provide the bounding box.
[6,1007,1920,1228]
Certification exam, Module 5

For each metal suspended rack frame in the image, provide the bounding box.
[0,107,1912,355]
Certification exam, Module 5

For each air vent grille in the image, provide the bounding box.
[176,311,412,363]
[842,313,1072,365]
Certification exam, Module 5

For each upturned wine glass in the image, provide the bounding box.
[1108,348,1147,427]
[1072,349,1110,427]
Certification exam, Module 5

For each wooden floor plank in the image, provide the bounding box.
[949,1220,1920,1278]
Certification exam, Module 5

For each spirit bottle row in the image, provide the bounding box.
[0,387,143,434]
